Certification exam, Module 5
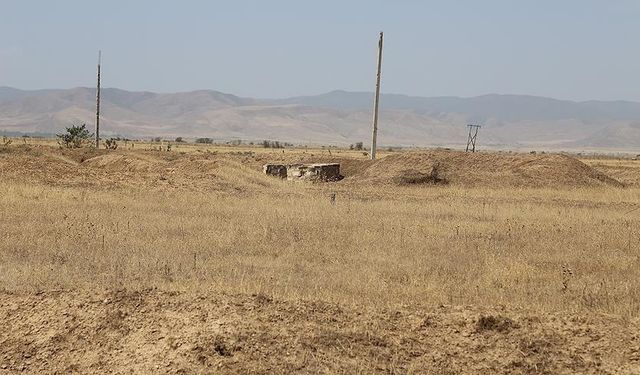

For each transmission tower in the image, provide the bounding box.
[465,124,481,153]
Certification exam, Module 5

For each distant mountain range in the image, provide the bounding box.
[2,86,640,150]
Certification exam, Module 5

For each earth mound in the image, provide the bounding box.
[0,145,281,193]
[81,153,160,173]
[355,150,623,188]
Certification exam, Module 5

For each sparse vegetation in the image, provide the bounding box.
[262,140,281,148]
[0,146,638,319]
[195,137,213,144]
[1,145,639,373]
[104,138,118,150]
[2,135,12,147]
[56,124,93,148]
[350,141,364,151]
[261,140,292,148]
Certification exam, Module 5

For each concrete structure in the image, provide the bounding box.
[263,163,342,182]
[263,164,288,179]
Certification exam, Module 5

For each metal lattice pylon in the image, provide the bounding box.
[465,124,481,153]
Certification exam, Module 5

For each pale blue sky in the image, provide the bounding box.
[1,0,639,101]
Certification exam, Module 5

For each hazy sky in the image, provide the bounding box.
[1,0,639,101]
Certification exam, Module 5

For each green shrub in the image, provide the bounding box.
[56,124,93,149]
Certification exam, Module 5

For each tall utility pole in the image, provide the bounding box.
[95,50,101,148]
[370,32,383,161]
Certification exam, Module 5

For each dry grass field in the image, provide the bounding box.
[1,142,640,373]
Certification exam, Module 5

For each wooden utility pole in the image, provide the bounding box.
[95,50,101,148]
[370,32,383,161]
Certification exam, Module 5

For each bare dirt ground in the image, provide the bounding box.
[1,290,639,374]
[2,144,640,373]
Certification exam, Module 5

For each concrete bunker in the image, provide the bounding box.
[263,163,342,182]
[263,164,288,179]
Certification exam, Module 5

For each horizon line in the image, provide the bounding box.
[1,85,639,104]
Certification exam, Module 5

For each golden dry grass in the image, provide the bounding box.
[2,145,640,373]
[583,157,640,186]
[2,150,639,317]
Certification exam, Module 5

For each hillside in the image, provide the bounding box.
[3,87,640,149]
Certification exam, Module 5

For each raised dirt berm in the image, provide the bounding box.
[264,163,342,182]
[354,150,623,188]
[81,153,161,173]
[0,145,282,193]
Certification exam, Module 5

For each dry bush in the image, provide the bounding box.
[104,138,118,150]
[393,164,446,185]
[475,315,518,333]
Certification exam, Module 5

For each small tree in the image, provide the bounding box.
[354,142,363,151]
[57,124,93,148]
[175,137,184,143]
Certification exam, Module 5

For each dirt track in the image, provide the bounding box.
[1,290,638,374]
